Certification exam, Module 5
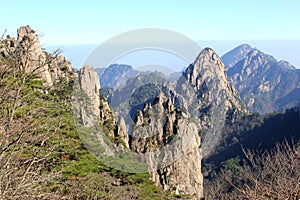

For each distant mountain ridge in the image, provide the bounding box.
[221,44,254,70]
[99,43,300,114]
[97,64,134,88]
[223,44,300,113]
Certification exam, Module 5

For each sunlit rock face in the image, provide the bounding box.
[130,93,204,199]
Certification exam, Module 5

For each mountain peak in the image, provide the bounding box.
[1,26,75,88]
[17,25,36,41]
[100,63,133,88]
[198,47,220,59]
[239,43,252,49]
[183,48,246,114]
[221,44,254,69]
[189,47,226,80]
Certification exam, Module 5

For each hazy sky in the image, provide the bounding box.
[1,0,300,68]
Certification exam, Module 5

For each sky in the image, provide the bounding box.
[1,0,300,68]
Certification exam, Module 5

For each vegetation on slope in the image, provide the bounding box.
[0,35,179,199]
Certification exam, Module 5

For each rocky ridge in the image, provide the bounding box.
[76,65,129,151]
[77,62,206,198]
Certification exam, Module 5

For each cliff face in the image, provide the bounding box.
[77,65,128,151]
[78,65,101,126]
[93,48,245,199]
[0,25,75,87]
[75,64,205,198]
[130,93,203,199]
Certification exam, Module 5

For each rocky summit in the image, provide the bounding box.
[0,25,75,88]
[182,47,245,112]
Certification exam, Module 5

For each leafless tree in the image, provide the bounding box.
[0,32,62,199]
[235,141,300,199]
[205,140,300,200]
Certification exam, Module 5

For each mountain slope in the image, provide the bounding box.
[95,47,247,199]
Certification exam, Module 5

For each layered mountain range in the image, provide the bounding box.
[84,46,249,199]
[1,26,299,199]
[99,44,300,114]
[92,43,300,198]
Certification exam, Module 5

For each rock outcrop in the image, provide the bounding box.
[115,117,129,149]
[130,93,203,199]
[0,25,75,87]
[79,65,101,119]
[99,97,115,139]
[77,65,129,150]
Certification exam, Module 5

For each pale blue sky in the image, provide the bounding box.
[1,0,300,45]
[1,0,300,68]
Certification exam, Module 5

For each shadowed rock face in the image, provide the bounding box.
[99,64,133,88]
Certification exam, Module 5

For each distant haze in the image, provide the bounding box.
[46,40,300,70]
